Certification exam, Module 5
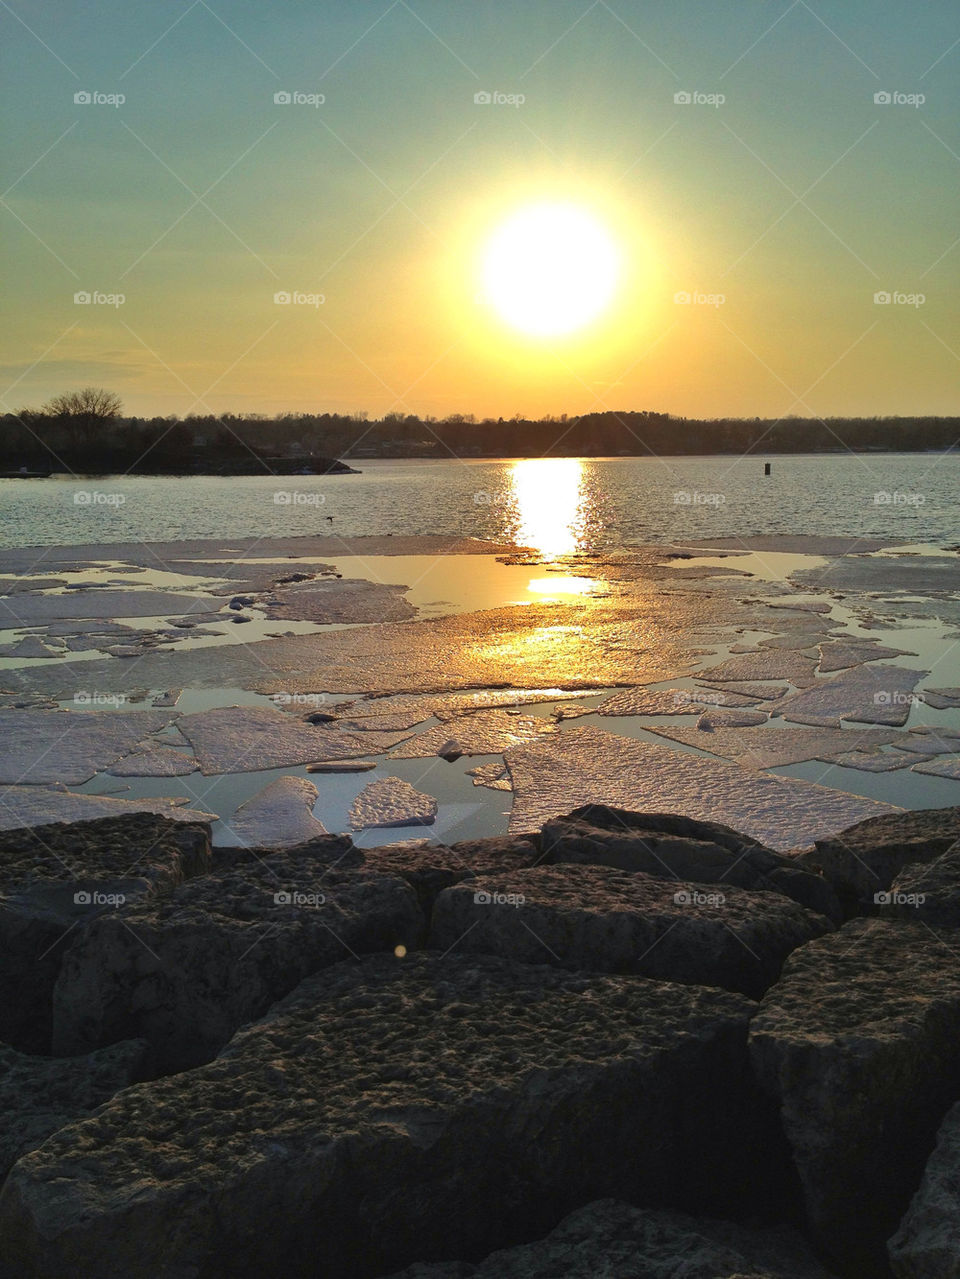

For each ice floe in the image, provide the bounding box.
[466,761,513,791]
[349,777,438,829]
[597,687,761,717]
[911,756,960,780]
[816,641,915,673]
[775,665,929,727]
[226,776,329,847]
[389,710,556,759]
[503,725,899,850]
[647,723,902,768]
[0,784,215,831]
[177,706,412,774]
[106,744,198,777]
[0,709,179,785]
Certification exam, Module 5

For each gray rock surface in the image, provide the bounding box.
[888,1101,960,1279]
[430,863,832,998]
[797,806,960,911]
[0,1040,148,1184]
[0,954,786,1279]
[360,836,543,914]
[52,838,422,1072]
[386,1198,837,1279]
[542,805,841,922]
[0,814,211,1053]
[750,919,960,1274]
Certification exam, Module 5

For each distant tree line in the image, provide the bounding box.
[1,390,957,474]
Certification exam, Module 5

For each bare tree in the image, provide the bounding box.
[42,387,123,421]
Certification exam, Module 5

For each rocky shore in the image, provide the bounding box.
[2,804,960,1277]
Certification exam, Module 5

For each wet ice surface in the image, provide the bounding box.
[0,533,957,842]
[226,776,329,847]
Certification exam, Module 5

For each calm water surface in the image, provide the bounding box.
[0,454,956,549]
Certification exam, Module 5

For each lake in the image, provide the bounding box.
[0,453,955,550]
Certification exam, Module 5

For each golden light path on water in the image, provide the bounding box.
[509,458,585,557]
[509,458,601,598]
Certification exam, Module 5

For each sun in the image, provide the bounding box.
[480,202,621,338]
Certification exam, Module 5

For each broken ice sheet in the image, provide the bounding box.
[597,687,761,716]
[645,723,901,769]
[503,725,899,851]
[0,784,215,831]
[176,706,413,775]
[822,750,915,773]
[389,710,556,759]
[349,776,438,829]
[922,688,960,710]
[696,650,819,685]
[466,761,513,791]
[695,682,789,702]
[0,708,179,785]
[776,665,930,727]
[263,577,415,624]
[911,756,960,780]
[0,589,224,627]
[696,708,769,730]
[225,776,329,847]
[106,743,198,777]
[816,641,916,673]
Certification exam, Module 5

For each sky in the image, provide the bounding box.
[1,0,959,422]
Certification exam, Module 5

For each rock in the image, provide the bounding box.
[430,864,832,999]
[796,806,960,912]
[385,1198,837,1279]
[750,919,960,1274]
[541,806,841,922]
[437,739,464,762]
[882,847,960,928]
[0,814,211,1054]
[51,840,420,1073]
[888,1101,960,1279]
[349,776,438,829]
[0,954,789,1279]
[361,836,542,914]
[0,1039,148,1184]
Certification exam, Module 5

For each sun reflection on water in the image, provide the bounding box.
[510,458,586,557]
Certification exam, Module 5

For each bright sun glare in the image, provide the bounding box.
[481,203,620,338]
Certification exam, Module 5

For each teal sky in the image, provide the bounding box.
[2,1,958,420]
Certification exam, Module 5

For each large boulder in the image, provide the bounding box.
[750,919,960,1275]
[882,848,960,929]
[0,954,791,1279]
[429,864,832,998]
[0,814,211,1053]
[360,836,543,914]
[386,1198,837,1278]
[52,839,423,1072]
[796,807,960,914]
[0,1039,148,1185]
[541,805,841,922]
[888,1101,960,1278]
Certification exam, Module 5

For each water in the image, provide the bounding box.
[1,454,956,550]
